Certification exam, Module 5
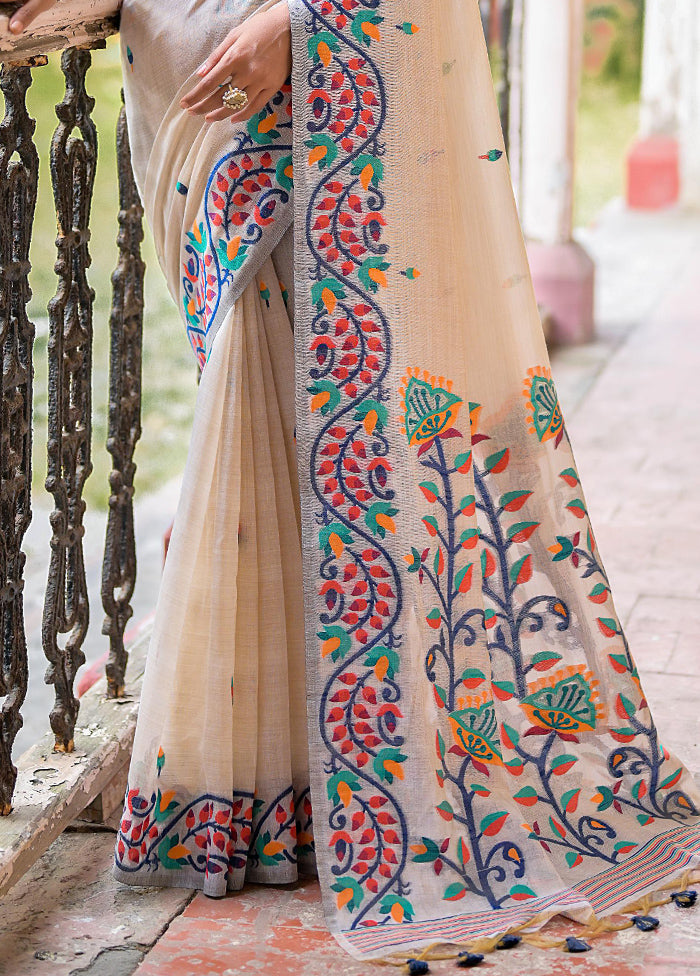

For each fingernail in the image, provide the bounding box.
[9,18,24,33]
[197,63,208,76]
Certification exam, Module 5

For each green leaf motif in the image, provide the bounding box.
[507,521,540,540]
[351,13,384,47]
[406,547,423,573]
[304,133,338,170]
[307,30,341,62]
[353,398,388,431]
[326,771,361,805]
[350,153,384,187]
[373,748,408,784]
[330,878,364,912]
[485,448,508,472]
[378,894,415,920]
[461,667,486,684]
[358,256,391,293]
[479,811,508,834]
[550,754,578,773]
[551,536,574,561]
[311,277,346,308]
[154,789,179,822]
[364,645,400,681]
[411,837,440,863]
[317,625,352,663]
[510,884,537,899]
[509,554,531,584]
[531,651,563,669]
[443,883,467,901]
[157,834,187,869]
[319,522,354,557]
[618,694,637,719]
[594,786,614,811]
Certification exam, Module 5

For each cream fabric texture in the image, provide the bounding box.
[112,0,700,962]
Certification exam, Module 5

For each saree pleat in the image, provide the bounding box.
[114,256,311,893]
[113,0,700,961]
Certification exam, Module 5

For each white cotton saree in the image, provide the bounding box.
[112,0,700,962]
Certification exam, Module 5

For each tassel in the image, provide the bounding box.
[496,934,521,950]
[670,890,698,908]
[456,952,484,968]
[565,937,592,953]
[631,915,660,932]
[406,960,430,975]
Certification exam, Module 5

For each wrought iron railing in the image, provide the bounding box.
[0,12,143,815]
[0,4,513,821]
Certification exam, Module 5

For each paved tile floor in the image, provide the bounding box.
[2,200,700,976]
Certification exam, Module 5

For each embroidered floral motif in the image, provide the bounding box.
[448,695,504,768]
[523,365,564,446]
[181,85,293,368]
[403,363,699,913]
[300,0,412,931]
[520,666,605,737]
[400,369,463,446]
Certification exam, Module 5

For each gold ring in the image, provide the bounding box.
[222,85,249,112]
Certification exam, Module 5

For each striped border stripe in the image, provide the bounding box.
[579,825,700,912]
[342,824,700,954]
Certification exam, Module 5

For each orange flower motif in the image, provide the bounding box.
[523,365,564,443]
[399,367,463,446]
[448,692,504,767]
[520,665,605,735]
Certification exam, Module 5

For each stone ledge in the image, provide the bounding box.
[0,0,120,61]
[0,622,150,898]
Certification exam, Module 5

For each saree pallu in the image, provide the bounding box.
[113,0,700,962]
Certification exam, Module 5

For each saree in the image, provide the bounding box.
[112,0,700,962]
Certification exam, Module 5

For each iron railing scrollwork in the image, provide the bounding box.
[43,45,100,753]
[102,93,145,701]
[0,59,43,813]
[0,31,145,811]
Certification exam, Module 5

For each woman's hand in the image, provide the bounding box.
[179,1,291,125]
[0,0,58,34]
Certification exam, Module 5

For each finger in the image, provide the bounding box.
[181,57,242,109]
[196,28,241,79]
[9,0,54,33]
[188,85,243,118]
[186,75,249,116]
[181,34,242,107]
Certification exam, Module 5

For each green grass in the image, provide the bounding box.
[24,37,196,512]
[574,73,641,227]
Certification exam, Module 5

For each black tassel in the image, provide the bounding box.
[565,936,592,953]
[631,915,660,931]
[456,952,485,968]
[407,960,430,975]
[671,889,698,908]
[496,934,521,950]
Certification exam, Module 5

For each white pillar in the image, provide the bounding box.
[678,3,700,209]
[516,0,594,345]
[633,0,700,210]
[638,0,683,140]
[519,0,584,245]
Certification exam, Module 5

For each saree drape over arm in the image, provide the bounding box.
[113,0,700,962]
